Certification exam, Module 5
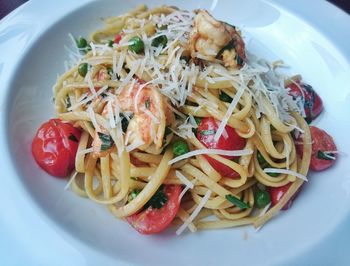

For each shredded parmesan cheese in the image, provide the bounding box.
[263,168,308,181]
[175,171,194,189]
[168,148,253,165]
[87,106,101,132]
[176,189,212,235]
[125,139,145,152]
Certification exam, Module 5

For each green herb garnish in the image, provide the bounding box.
[219,91,233,103]
[68,133,78,142]
[225,194,250,209]
[97,132,114,151]
[254,190,271,209]
[144,185,168,209]
[107,39,114,47]
[151,35,167,48]
[317,150,335,160]
[120,113,132,133]
[257,151,280,177]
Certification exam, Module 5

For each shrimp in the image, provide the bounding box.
[92,82,171,156]
[189,10,246,68]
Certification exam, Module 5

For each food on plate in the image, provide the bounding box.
[32,5,338,234]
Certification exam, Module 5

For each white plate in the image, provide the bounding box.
[1,0,350,265]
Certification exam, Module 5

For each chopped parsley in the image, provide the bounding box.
[97,132,114,151]
[225,194,250,209]
[120,113,132,133]
[219,91,233,103]
[144,185,168,209]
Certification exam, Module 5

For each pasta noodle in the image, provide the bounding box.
[53,5,315,234]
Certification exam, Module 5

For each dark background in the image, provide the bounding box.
[1,0,350,20]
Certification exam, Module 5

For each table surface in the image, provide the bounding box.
[1,0,350,20]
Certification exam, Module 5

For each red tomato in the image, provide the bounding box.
[269,183,302,210]
[114,34,122,44]
[309,126,337,171]
[287,80,323,123]
[32,119,81,177]
[196,117,246,179]
[126,185,182,234]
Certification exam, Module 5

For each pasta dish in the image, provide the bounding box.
[31,5,337,235]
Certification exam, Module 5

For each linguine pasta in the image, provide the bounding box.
[54,5,313,234]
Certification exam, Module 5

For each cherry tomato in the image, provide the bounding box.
[114,34,122,44]
[287,80,323,123]
[269,183,302,210]
[126,185,182,234]
[309,126,337,171]
[32,119,81,177]
[196,117,246,179]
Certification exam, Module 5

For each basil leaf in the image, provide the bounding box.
[219,91,233,103]
[317,150,335,160]
[97,132,114,151]
[144,185,168,209]
[120,113,132,133]
[225,194,250,209]
[200,129,215,136]
[68,133,78,142]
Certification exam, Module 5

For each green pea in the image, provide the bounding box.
[78,63,88,77]
[219,91,233,103]
[128,36,144,54]
[76,36,88,48]
[151,35,167,48]
[172,139,189,156]
[254,190,271,209]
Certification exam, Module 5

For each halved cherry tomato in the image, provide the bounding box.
[309,126,337,171]
[196,117,246,179]
[287,80,323,123]
[269,183,302,210]
[295,126,337,171]
[126,185,182,234]
[32,119,81,177]
[114,34,122,44]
